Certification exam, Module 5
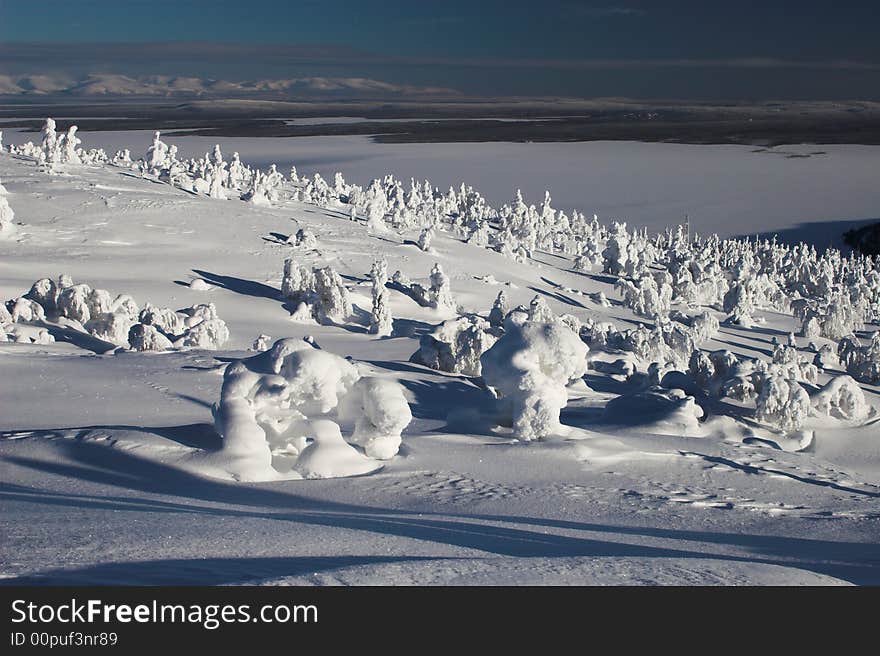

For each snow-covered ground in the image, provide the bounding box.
[1,128,879,585]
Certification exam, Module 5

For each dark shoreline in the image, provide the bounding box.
[3,98,880,146]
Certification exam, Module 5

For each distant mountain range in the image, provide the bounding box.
[0,74,461,99]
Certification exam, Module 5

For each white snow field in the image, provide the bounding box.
[1,126,879,586]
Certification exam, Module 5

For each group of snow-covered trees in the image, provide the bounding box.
[1,275,229,351]
[6,118,109,168]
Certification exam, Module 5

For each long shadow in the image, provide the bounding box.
[388,281,432,308]
[391,317,434,339]
[149,423,222,450]
[0,457,773,570]
[575,271,618,285]
[400,378,495,421]
[340,273,367,284]
[2,555,438,586]
[191,269,280,301]
[2,423,221,451]
[363,359,438,376]
[582,372,635,396]
[714,337,774,358]
[39,323,117,355]
[463,511,880,584]
[528,286,587,310]
[540,276,589,307]
[4,441,879,583]
[678,451,880,498]
[722,322,787,339]
[262,231,291,245]
[350,303,372,326]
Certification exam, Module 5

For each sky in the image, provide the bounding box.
[1,0,879,100]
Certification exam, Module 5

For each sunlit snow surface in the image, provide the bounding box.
[1,133,879,585]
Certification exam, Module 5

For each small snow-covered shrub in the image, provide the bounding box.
[488,290,507,328]
[252,334,272,351]
[179,314,230,349]
[411,315,499,376]
[56,284,93,324]
[10,297,46,322]
[709,349,739,380]
[811,375,870,422]
[339,377,412,459]
[288,228,317,249]
[812,343,838,370]
[281,258,352,324]
[768,340,819,385]
[527,295,555,323]
[139,303,186,337]
[840,332,880,384]
[241,170,272,206]
[417,226,435,252]
[755,374,811,432]
[688,350,715,389]
[717,359,762,402]
[723,281,756,327]
[128,323,173,351]
[2,324,54,344]
[429,263,455,310]
[480,320,589,440]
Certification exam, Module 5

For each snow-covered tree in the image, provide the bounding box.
[0,181,16,240]
[411,315,499,376]
[417,226,435,252]
[480,320,589,440]
[428,263,455,311]
[755,375,811,432]
[488,290,507,328]
[369,259,393,336]
[282,258,352,324]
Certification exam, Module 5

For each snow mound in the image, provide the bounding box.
[294,419,380,479]
[188,278,212,291]
[602,387,705,436]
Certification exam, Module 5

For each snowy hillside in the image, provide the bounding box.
[0,123,878,585]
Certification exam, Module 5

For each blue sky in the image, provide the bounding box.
[1,0,879,99]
